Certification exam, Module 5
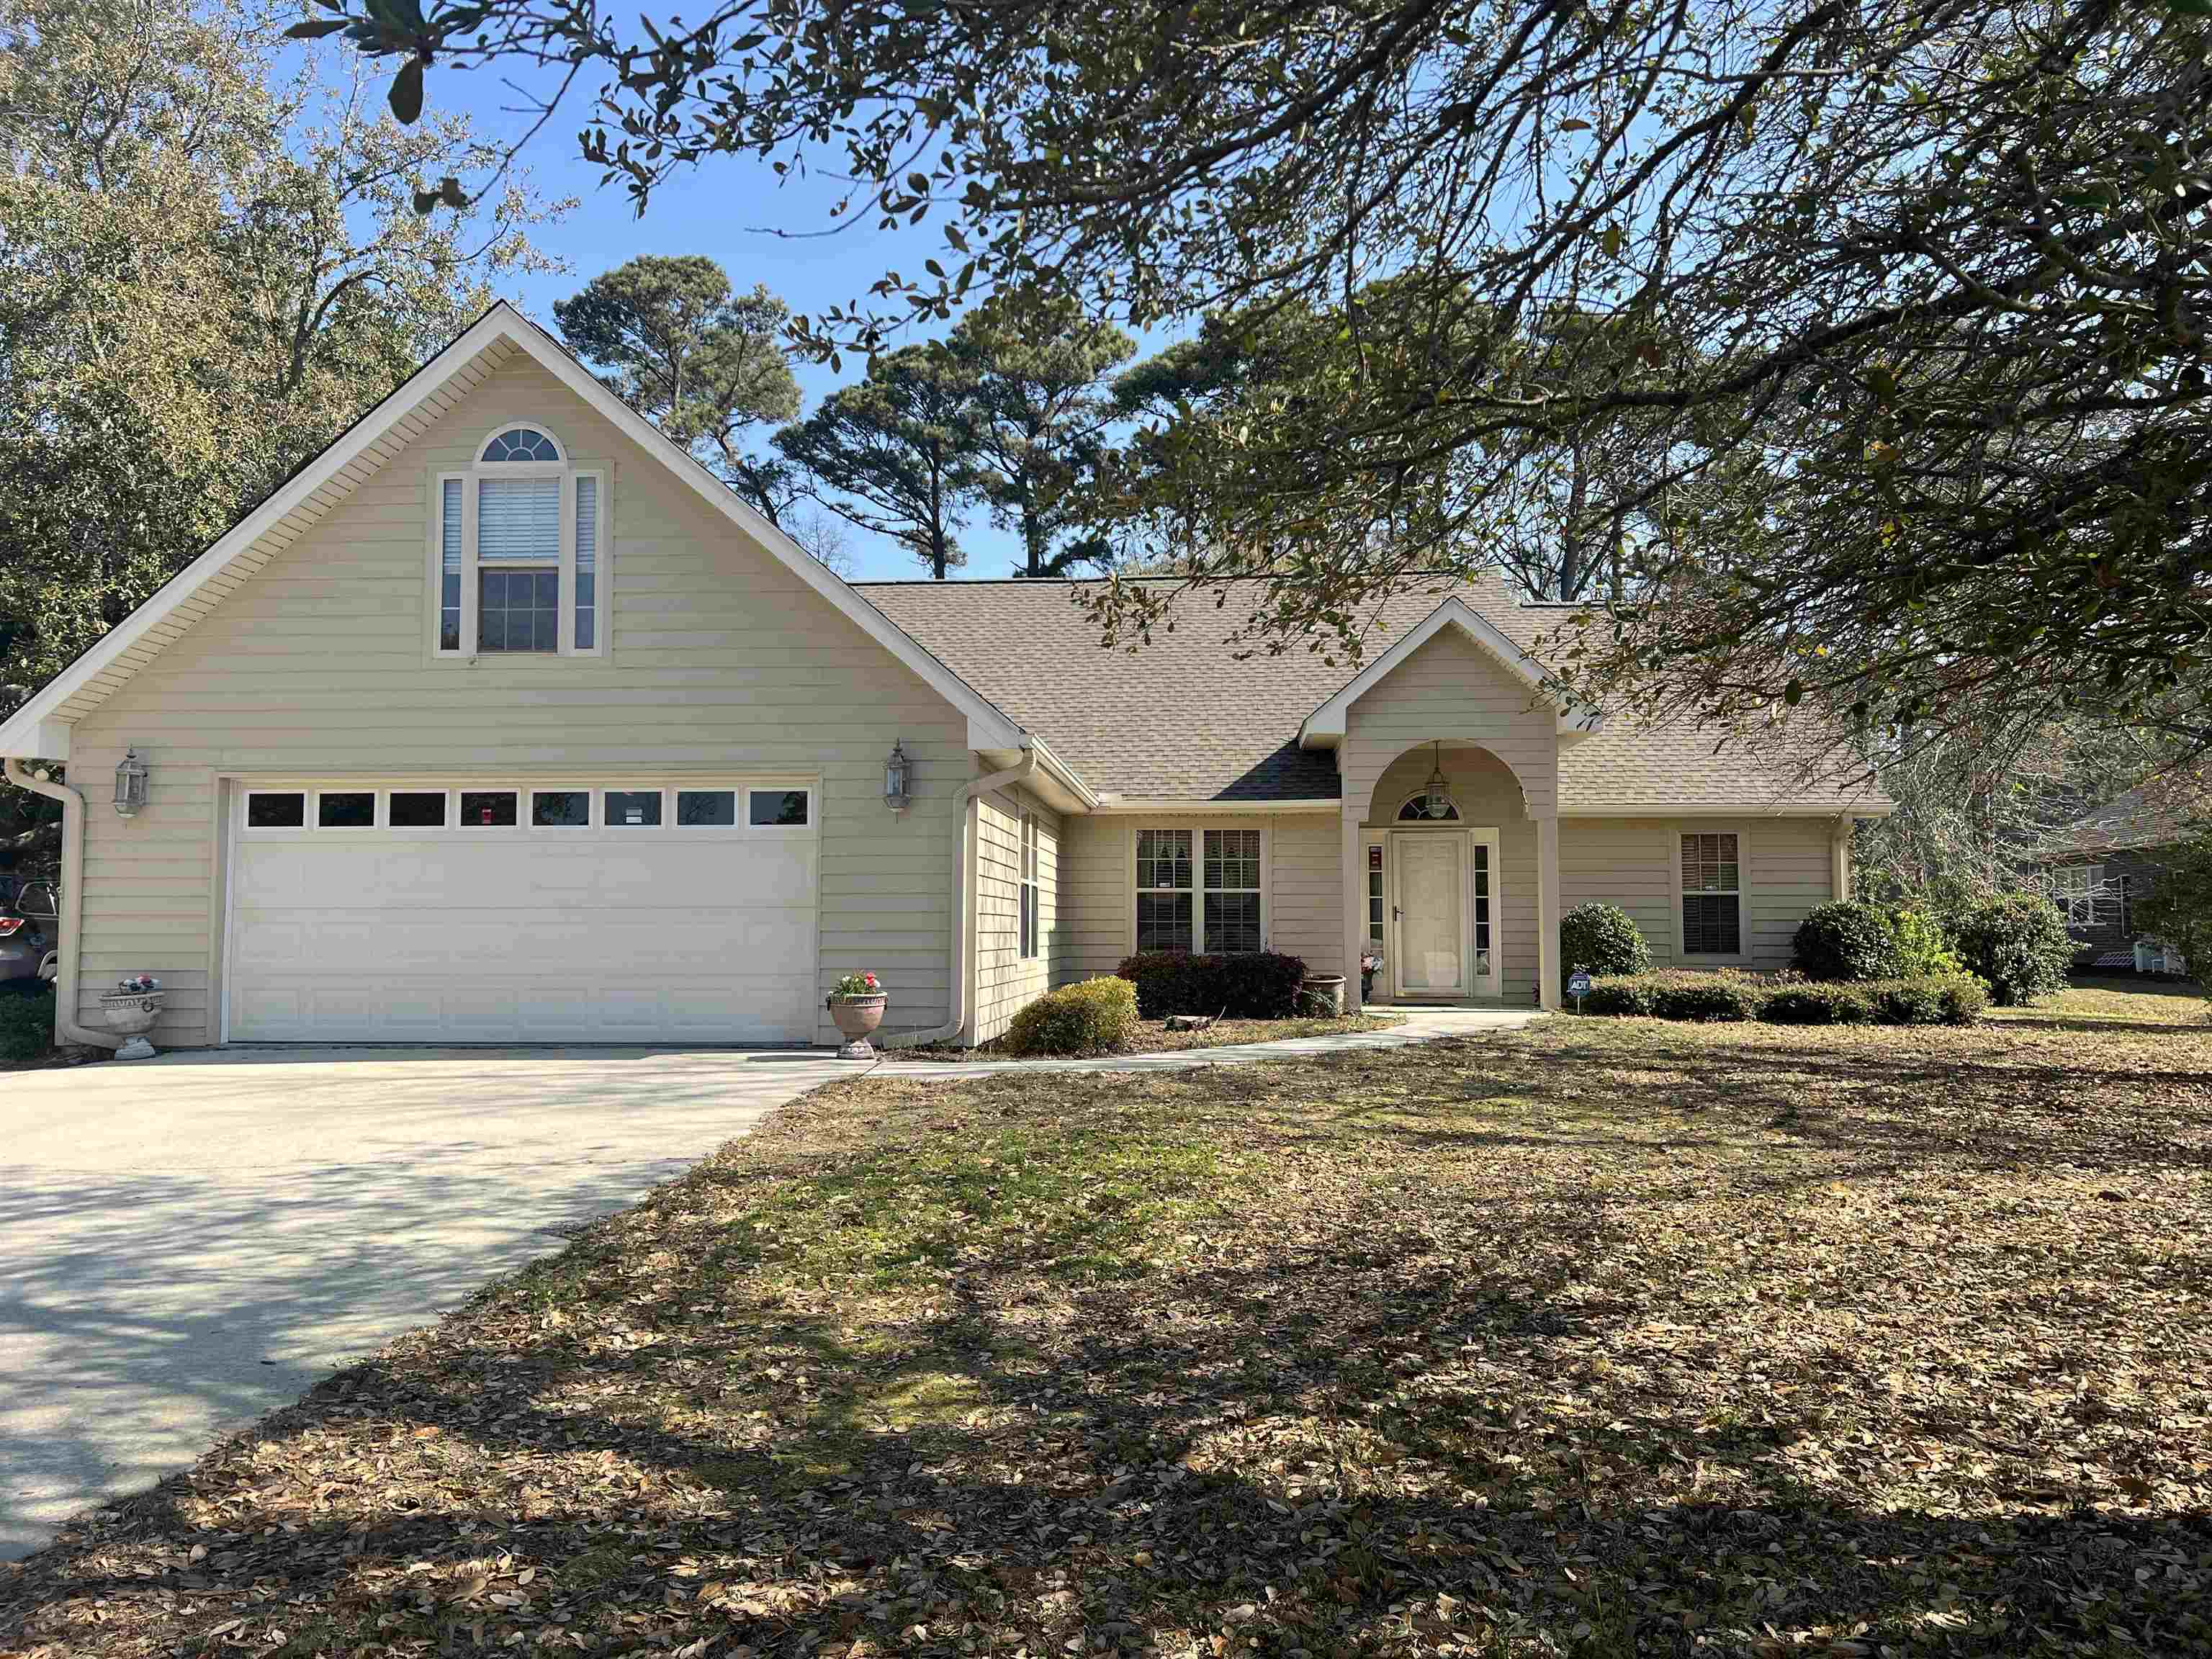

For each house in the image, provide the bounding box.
[0,303,1891,1053]
[2038,773,2206,975]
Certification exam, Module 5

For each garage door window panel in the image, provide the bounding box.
[531,788,592,828]
[677,790,737,827]
[316,791,376,830]
[388,790,448,828]
[459,791,518,828]
[246,791,307,830]
[747,788,809,827]
[605,788,664,827]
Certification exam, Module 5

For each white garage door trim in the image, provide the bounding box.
[218,775,821,1046]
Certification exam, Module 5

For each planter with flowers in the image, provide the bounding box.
[826,971,887,1058]
[102,973,165,1061]
[1359,950,1385,1004]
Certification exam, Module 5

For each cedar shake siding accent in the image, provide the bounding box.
[67,354,971,1048]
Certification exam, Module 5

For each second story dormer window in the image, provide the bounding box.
[432,424,606,659]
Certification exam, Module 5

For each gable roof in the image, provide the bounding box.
[0,302,1029,760]
[860,575,1890,814]
[2041,770,2211,858]
[1297,595,1604,749]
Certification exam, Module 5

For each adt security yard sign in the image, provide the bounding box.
[1566,967,1593,1010]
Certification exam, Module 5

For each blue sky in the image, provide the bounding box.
[418,56,1144,583]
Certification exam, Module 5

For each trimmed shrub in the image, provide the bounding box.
[1888,907,1964,978]
[1578,970,1987,1027]
[1761,982,1875,1025]
[1002,976,1139,1056]
[0,986,54,1063]
[1559,902,1652,987]
[1648,972,1759,1022]
[1115,950,1308,1018]
[1952,894,2074,1006]
[1863,974,1989,1026]
[1792,901,1905,981]
[1580,976,1658,1016]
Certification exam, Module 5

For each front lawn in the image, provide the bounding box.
[6,1020,2210,1656]
[1990,974,2205,1029]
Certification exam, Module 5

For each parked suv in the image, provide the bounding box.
[1,878,59,990]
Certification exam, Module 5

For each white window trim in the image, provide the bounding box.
[1126,821,1271,956]
[1395,789,1462,822]
[1362,832,1388,952]
[1671,824,1755,963]
[1202,826,1264,954]
[1018,806,1041,961]
[2051,862,2102,929]
[428,429,610,661]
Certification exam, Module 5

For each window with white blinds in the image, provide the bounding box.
[433,425,606,658]
[476,476,560,563]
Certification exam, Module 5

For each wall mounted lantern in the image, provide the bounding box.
[884,739,911,812]
[114,747,150,817]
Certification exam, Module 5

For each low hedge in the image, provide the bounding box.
[1579,969,1987,1027]
[0,985,55,1063]
[1115,950,1308,1018]
[1002,976,1140,1056]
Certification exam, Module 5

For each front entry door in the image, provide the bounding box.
[1394,833,1468,996]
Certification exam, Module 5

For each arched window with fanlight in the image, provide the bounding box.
[431,423,607,659]
[1397,793,1460,821]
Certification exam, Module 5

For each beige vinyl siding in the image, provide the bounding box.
[1559,815,1843,971]
[973,783,1059,1044]
[1054,813,1130,986]
[1050,811,1340,992]
[67,354,969,1048]
[1265,813,1344,977]
[1339,626,1560,817]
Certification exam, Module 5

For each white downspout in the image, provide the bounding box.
[5,757,122,1051]
[889,746,1040,1050]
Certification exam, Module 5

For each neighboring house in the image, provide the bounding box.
[2038,775,2207,974]
[0,303,1890,1052]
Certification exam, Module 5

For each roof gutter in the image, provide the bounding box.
[4,757,122,1051]
[884,744,1041,1051]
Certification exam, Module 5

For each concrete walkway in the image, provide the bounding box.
[886,1004,1545,1078]
[0,1008,1542,1560]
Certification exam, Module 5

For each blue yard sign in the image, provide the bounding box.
[1566,968,1593,1007]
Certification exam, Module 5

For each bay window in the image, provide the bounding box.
[433,424,606,658]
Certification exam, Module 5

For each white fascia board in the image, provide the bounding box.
[1558,801,1896,818]
[1024,734,1099,810]
[1296,598,1604,750]
[0,301,1030,759]
[1089,796,1341,814]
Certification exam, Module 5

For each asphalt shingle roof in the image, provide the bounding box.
[2041,770,2211,858]
[858,575,1887,813]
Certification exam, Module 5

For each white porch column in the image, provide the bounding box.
[1831,823,1853,901]
[1535,811,1561,1010]
[1341,805,1365,1011]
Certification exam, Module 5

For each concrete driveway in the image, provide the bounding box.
[0,1046,850,1560]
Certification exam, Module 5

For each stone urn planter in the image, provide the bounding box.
[100,984,164,1061]
[1303,974,1346,1016]
[826,973,887,1058]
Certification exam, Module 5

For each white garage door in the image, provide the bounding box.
[225,781,819,1043]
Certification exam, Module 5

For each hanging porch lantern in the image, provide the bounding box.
[1422,741,1451,819]
[114,747,150,817]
